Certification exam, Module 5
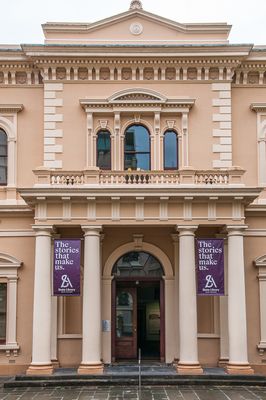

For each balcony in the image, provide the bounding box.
[33,167,245,187]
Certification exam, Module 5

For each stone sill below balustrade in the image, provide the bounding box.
[33,167,245,187]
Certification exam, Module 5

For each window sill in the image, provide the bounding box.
[58,334,82,339]
[0,344,19,350]
[0,344,20,356]
[197,334,220,339]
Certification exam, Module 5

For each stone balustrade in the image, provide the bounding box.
[33,167,245,187]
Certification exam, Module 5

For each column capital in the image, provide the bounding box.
[176,225,198,236]
[82,225,102,236]
[32,225,54,236]
[227,225,248,236]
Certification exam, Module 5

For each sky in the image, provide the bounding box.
[0,0,266,45]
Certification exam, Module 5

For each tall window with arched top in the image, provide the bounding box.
[164,130,178,170]
[124,125,150,170]
[0,129,7,185]
[97,130,111,170]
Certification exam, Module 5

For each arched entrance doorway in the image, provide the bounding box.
[111,251,165,361]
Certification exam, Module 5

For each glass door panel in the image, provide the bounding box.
[115,287,137,359]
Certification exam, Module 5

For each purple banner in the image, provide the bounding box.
[196,239,224,296]
[53,239,81,296]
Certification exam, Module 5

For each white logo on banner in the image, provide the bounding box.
[205,275,217,289]
[61,274,73,288]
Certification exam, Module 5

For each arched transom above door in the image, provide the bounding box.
[112,251,164,277]
[103,241,173,278]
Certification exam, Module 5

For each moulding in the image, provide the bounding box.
[251,103,266,113]
[254,255,266,268]
[80,96,195,110]
[0,105,23,113]
[33,57,243,65]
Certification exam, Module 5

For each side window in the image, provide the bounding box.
[0,129,7,185]
[124,125,150,170]
[164,130,178,170]
[97,130,111,170]
[0,254,21,353]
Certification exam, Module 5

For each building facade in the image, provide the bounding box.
[0,0,266,376]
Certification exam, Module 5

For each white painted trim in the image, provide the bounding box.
[251,110,266,186]
[37,216,244,222]
[0,253,22,354]
[0,231,34,237]
[57,334,82,339]
[0,114,18,188]
[198,334,220,339]
[244,229,266,237]
[254,255,266,354]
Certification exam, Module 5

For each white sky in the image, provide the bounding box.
[0,0,266,45]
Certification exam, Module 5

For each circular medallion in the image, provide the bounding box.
[130,23,143,36]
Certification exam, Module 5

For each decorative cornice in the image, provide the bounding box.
[238,62,266,68]
[0,63,35,69]
[0,104,24,113]
[22,45,252,58]
[250,103,266,113]
[80,96,195,110]
[19,187,262,204]
[31,58,243,69]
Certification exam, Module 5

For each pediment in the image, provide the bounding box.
[114,94,162,102]
[254,255,266,267]
[43,8,231,45]
[109,89,166,103]
[0,253,22,268]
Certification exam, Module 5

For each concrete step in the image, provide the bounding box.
[4,373,266,388]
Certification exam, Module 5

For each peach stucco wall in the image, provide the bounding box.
[1,3,266,376]
[0,87,43,188]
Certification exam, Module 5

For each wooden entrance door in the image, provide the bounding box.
[115,287,137,359]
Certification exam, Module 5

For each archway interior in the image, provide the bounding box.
[113,252,163,360]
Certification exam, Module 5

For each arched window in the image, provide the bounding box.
[0,129,7,185]
[112,251,164,277]
[97,130,111,170]
[164,130,178,170]
[124,125,150,170]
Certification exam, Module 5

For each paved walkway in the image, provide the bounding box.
[1,385,266,399]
